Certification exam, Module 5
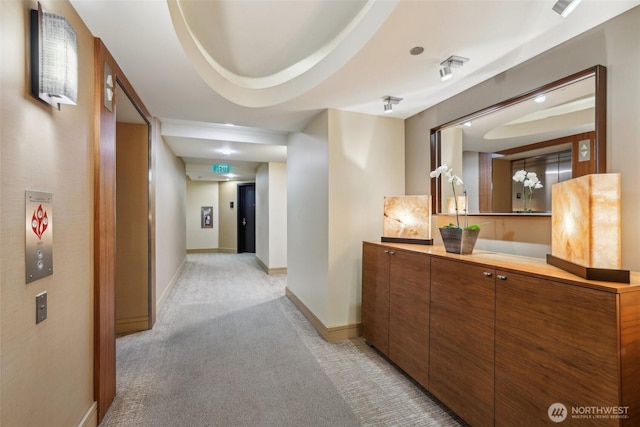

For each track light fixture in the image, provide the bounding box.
[382,95,403,113]
[439,66,452,81]
[439,55,469,82]
[552,0,582,17]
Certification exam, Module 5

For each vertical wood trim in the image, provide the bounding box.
[93,39,116,424]
[93,38,155,423]
[478,152,492,212]
[594,64,607,173]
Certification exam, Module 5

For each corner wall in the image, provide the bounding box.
[405,6,640,270]
[1,1,96,425]
[256,162,287,272]
[154,131,186,309]
[288,110,404,337]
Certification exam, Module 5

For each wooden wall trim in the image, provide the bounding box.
[285,288,361,342]
[93,39,117,424]
[93,37,155,423]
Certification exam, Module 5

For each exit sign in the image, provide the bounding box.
[213,164,231,174]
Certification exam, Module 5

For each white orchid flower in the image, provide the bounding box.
[512,170,527,183]
[429,164,466,228]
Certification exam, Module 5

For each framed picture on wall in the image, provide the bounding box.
[201,206,213,229]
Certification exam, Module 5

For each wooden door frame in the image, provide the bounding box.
[94,38,156,423]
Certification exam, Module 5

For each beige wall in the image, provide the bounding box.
[186,180,219,251]
[288,111,329,322]
[406,6,640,269]
[268,163,287,269]
[256,162,287,271]
[154,128,187,312]
[288,110,404,328]
[1,1,96,426]
[256,164,270,264]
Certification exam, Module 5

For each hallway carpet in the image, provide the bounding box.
[100,253,465,427]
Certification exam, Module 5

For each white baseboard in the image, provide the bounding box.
[78,401,97,427]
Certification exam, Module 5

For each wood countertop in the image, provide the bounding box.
[365,241,640,294]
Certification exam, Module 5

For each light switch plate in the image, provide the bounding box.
[36,292,47,324]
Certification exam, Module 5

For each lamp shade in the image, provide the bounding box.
[551,173,621,269]
[446,196,467,215]
[31,5,78,108]
[383,195,432,241]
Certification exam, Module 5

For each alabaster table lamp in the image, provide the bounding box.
[382,195,433,245]
[547,173,629,283]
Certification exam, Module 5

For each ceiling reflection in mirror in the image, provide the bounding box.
[431,65,606,215]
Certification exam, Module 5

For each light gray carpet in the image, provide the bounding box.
[100,253,465,427]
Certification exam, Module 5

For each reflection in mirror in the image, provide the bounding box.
[431,65,606,215]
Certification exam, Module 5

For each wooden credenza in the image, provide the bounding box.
[361,241,640,426]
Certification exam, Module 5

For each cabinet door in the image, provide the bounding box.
[495,272,620,426]
[362,243,390,355]
[430,257,495,427]
[389,249,430,388]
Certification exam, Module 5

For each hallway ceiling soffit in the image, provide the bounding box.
[70,0,640,180]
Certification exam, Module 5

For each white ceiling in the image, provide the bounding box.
[70,0,640,181]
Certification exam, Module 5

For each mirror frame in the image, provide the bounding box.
[430,65,607,215]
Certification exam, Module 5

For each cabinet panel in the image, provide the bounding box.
[389,250,430,388]
[362,243,390,355]
[430,258,495,427]
[495,272,620,426]
[620,291,640,426]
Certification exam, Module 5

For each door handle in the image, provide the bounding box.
[242,218,246,226]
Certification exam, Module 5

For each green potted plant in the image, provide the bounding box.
[430,165,480,254]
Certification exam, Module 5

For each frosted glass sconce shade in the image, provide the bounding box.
[548,173,629,282]
[31,4,78,108]
[382,196,433,244]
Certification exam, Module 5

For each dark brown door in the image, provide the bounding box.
[237,183,255,253]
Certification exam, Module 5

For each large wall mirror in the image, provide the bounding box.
[430,65,606,215]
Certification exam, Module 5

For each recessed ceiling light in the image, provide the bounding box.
[224,123,235,127]
[219,148,232,155]
[534,94,546,103]
[463,121,472,127]
[409,46,424,56]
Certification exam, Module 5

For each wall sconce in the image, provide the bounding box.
[382,195,433,245]
[382,95,403,113]
[552,0,582,17]
[547,173,629,283]
[30,3,78,109]
[439,55,469,82]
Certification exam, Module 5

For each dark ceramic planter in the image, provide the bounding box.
[439,227,480,255]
